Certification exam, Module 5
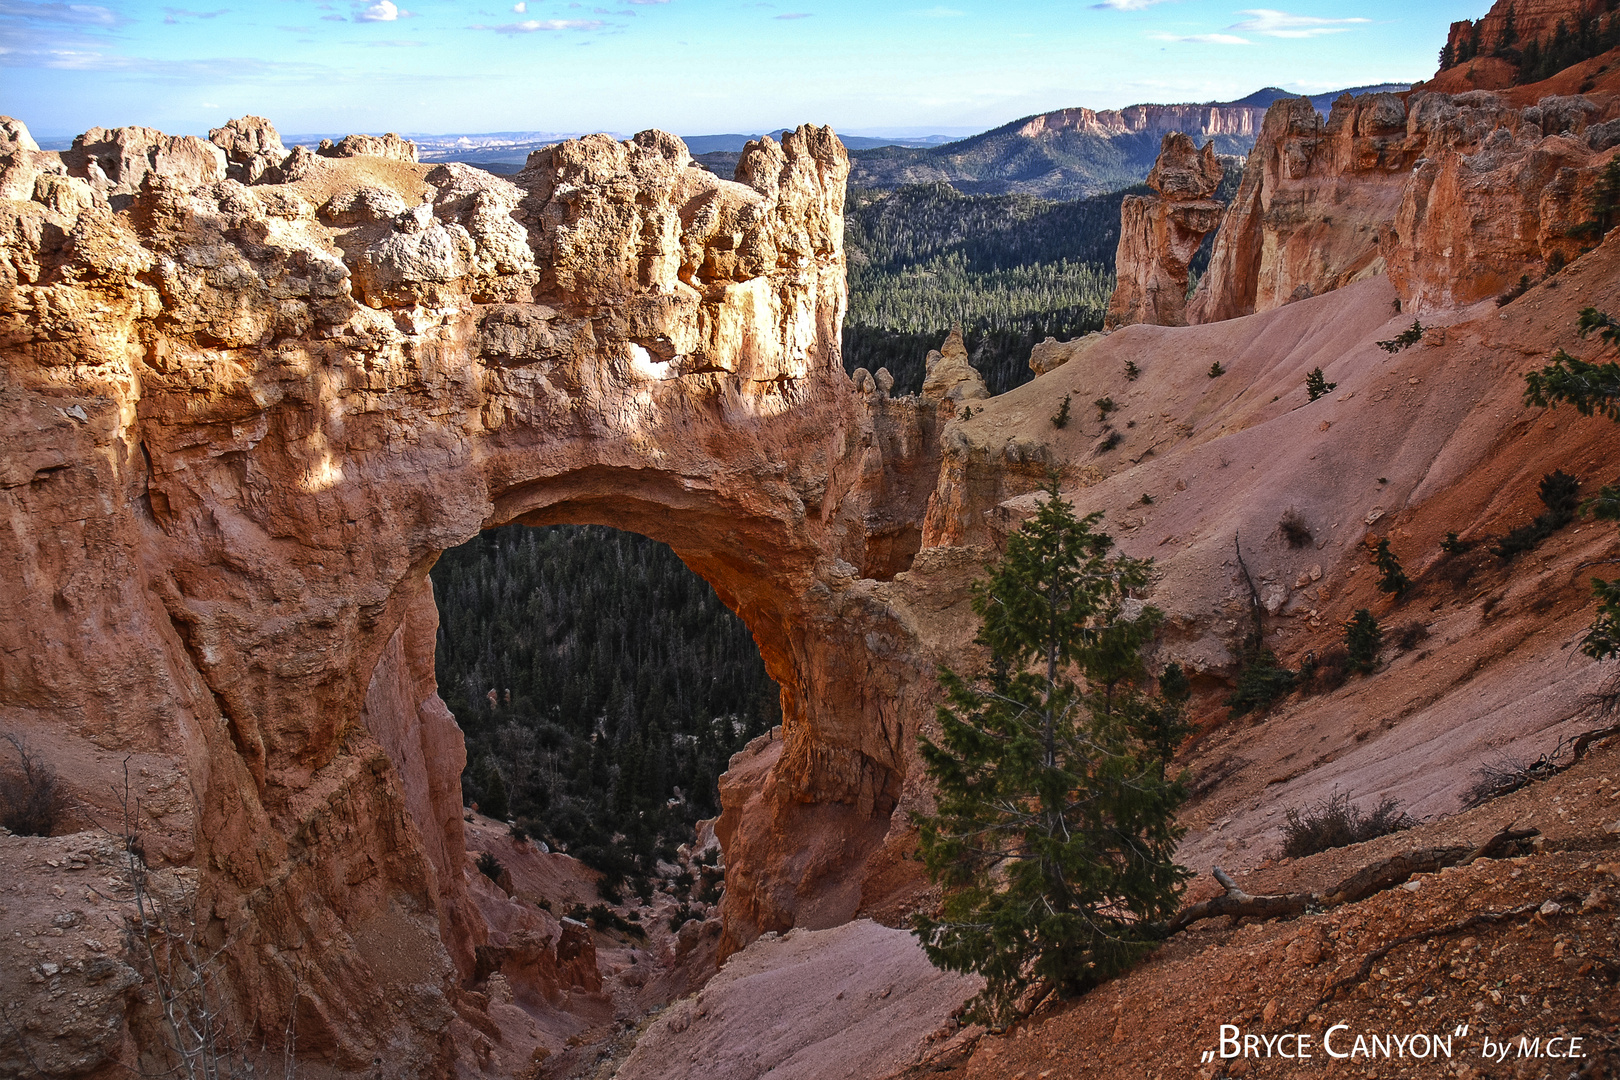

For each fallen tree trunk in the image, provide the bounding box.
[1164,826,1540,935]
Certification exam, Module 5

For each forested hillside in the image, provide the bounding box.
[844,165,1241,395]
[431,525,780,895]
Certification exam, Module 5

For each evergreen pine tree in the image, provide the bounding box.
[1344,610,1382,675]
[911,476,1189,1024]
[481,759,510,821]
[1305,368,1337,402]
[1372,538,1411,596]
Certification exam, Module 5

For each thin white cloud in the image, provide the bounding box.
[622,0,670,4]
[0,0,121,26]
[1227,8,1368,38]
[774,10,810,17]
[1090,0,1173,10]
[367,37,422,45]
[1150,31,1250,44]
[914,5,964,15]
[472,17,605,30]
[163,7,228,23]
[511,1,524,10]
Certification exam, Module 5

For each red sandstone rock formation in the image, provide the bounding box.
[1104,133,1225,329]
[0,112,949,1074]
[1190,87,1620,323]
[1443,0,1613,71]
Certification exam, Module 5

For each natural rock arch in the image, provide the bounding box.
[1,118,952,1073]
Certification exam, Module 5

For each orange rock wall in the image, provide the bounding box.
[0,117,955,1074]
[1191,88,1620,323]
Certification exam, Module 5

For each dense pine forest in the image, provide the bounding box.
[843,167,1240,395]
[431,525,780,895]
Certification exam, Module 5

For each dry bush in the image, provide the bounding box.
[1300,647,1349,694]
[1277,508,1313,548]
[0,731,67,836]
[1280,792,1416,858]
[1392,622,1431,652]
[1462,749,1561,808]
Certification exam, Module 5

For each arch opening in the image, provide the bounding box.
[430,520,782,901]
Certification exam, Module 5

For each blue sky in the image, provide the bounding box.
[2,0,1486,140]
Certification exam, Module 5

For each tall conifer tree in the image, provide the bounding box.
[911,476,1189,1023]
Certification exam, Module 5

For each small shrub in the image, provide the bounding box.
[668,903,700,931]
[1280,792,1416,858]
[1277,508,1313,548]
[1578,306,1620,347]
[0,732,66,837]
[1375,320,1426,353]
[581,903,647,938]
[1051,393,1072,429]
[1497,274,1532,306]
[1344,610,1382,675]
[960,405,973,421]
[476,851,505,883]
[1140,493,1154,505]
[1439,530,1473,554]
[1543,251,1567,277]
[1226,651,1298,717]
[1208,361,1226,378]
[1393,621,1431,652]
[1300,647,1350,694]
[1124,360,1141,381]
[508,820,529,842]
[1097,430,1123,452]
[1094,396,1118,422]
[1372,538,1411,595]
[1493,469,1581,558]
[1305,368,1337,401]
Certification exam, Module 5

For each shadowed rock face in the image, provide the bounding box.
[1104,133,1225,330]
[0,115,954,1074]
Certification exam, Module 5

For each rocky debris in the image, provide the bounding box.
[1105,133,1225,329]
[318,131,420,162]
[0,832,144,1079]
[934,740,1620,1080]
[209,115,289,184]
[922,326,990,405]
[1190,85,1620,322]
[615,919,982,1080]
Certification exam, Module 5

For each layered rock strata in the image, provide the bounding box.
[1014,103,1264,141]
[1104,133,1225,329]
[1190,87,1620,322]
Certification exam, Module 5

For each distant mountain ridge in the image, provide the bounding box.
[832,82,1409,200]
[273,81,1409,190]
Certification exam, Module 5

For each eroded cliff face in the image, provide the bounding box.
[1190,87,1620,323]
[0,115,956,1074]
[1104,133,1225,330]
[1014,104,1264,141]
